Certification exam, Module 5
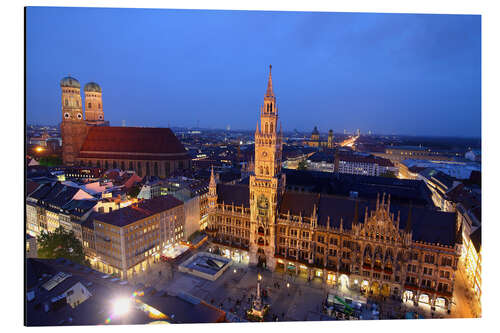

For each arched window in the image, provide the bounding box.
[265,123,268,133]
[98,103,101,109]
[259,166,263,175]
[265,167,269,175]
[112,161,117,169]
[104,161,109,169]
[146,162,150,176]
[154,162,158,176]
[270,123,273,133]
[96,161,101,167]
[88,102,91,108]
[137,162,142,176]
[65,99,68,106]
[270,103,272,112]
[121,161,125,170]
[267,104,269,112]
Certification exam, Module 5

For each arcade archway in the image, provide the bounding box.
[257,248,267,268]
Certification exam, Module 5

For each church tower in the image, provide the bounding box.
[327,129,334,148]
[84,82,105,125]
[60,76,88,166]
[249,65,284,269]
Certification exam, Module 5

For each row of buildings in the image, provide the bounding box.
[26,166,210,280]
[305,150,397,177]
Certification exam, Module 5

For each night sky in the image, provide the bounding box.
[26,7,481,137]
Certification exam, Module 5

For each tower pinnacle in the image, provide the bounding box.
[266,64,274,97]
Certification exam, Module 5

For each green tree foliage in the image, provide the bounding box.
[380,170,397,178]
[36,226,86,265]
[297,160,308,170]
[127,184,142,198]
[38,155,62,167]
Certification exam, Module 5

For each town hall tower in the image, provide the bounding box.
[249,65,285,269]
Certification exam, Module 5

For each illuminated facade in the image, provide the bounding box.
[463,227,481,306]
[206,67,460,310]
[83,82,106,125]
[59,76,191,176]
[91,196,185,279]
[306,127,334,148]
[457,201,481,314]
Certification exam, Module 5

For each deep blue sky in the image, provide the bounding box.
[26,7,481,137]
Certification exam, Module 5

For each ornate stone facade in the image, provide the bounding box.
[206,67,460,310]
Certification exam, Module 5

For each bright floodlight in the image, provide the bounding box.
[113,297,131,316]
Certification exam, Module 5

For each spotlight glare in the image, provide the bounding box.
[112,297,131,316]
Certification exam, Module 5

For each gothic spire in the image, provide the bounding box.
[266,64,274,97]
[353,200,359,225]
[209,165,216,188]
[405,202,413,233]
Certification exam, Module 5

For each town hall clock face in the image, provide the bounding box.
[262,151,268,157]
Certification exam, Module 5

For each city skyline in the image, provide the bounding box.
[26,7,481,137]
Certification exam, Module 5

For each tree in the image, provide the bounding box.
[36,226,86,265]
[379,170,397,178]
[297,160,308,171]
[127,184,142,198]
[38,155,62,167]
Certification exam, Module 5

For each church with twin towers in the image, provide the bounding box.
[58,76,191,177]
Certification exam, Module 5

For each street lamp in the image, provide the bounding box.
[112,297,131,316]
[286,282,290,288]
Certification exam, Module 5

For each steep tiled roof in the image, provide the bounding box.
[26,180,41,196]
[216,183,250,208]
[78,126,190,160]
[94,195,183,227]
[279,191,457,246]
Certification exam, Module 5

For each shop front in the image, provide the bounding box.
[381,283,391,297]
[298,264,309,278]
[361,280,370,293]
[327,273,336,285]
[287,262,297,274]
[276,259,285,272]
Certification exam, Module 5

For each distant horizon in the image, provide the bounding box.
[27,8,481,137]
[26,122,481,140]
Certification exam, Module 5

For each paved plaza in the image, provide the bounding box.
[125,246,476,322]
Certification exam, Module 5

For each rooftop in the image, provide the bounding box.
[95,195,183,227]
[78,126,190,161]
[278,191,457,246]
[284,169,434,207]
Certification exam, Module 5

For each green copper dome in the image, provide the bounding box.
[84,82,101,93]
[60,76,80,88]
